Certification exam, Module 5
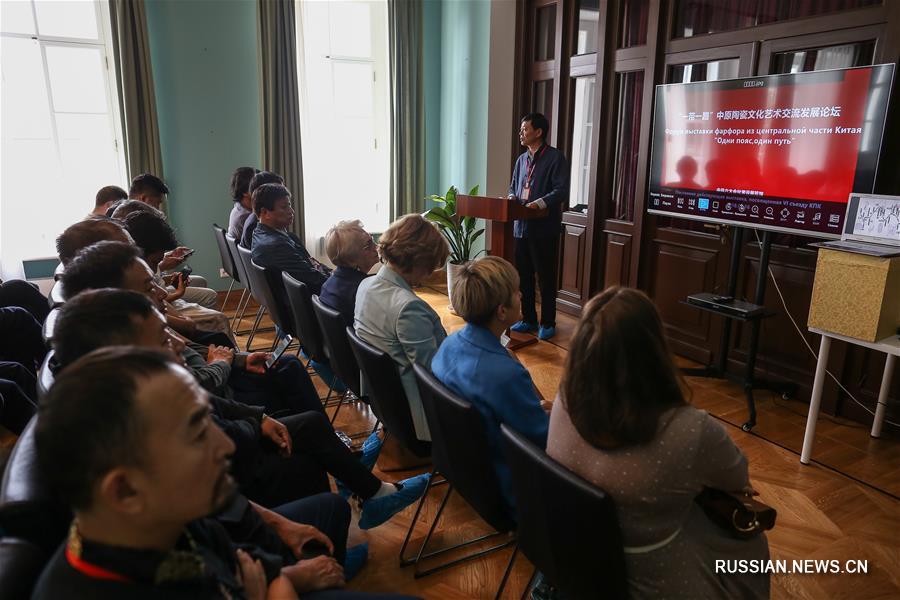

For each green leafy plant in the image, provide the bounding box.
[423,184,485,265]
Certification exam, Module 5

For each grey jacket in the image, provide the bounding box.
[354,264,446,440]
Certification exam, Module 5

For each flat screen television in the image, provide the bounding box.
[647,64,895,238]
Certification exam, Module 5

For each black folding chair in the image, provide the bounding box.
[501,425,628,599]
[282,274,343,412]
[41,307,60,344]
[0,538,48,600]
[213,224,243,313]
[410,363,517,598]
[236,245,289,351]
[225,234,256,334]
[0,417,73,557]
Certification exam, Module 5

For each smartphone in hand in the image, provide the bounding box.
[266,335,293,369]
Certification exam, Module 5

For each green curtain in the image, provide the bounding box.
[258,0,305,240]
[108,0,163,180]
[388,0,426,219]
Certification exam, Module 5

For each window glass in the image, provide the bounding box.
[576,0,599,55]
[535,5,556,61]
[1,0,36,34]
[609,71,644,222]
[568,76,595,213]
[35,0,99,39]
[618,0,649,48]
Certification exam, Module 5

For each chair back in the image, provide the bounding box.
[42,307,60,344]
[213,224,240,282]
[36,350,55,401]
[226,234,250,292]
[311,295,362,398]
[0,417,73,555]
[413,364,515,533]
[236,245,294,336]
[282,274,326,362]
[346,328,430,457]
[500,425,628,600]
[0,538,48,599]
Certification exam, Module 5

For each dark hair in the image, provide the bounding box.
[56,219,131,266]
[521,112,549,140]
[562,287,687,449]
[54,289,157,368]
[230,167,260,201]
[36,347,174,510]
[123,211,178,258]
[111,199,165,221]
[129,173,169,197]
[61,241,142,300]
[248,171,284,197]
[95,185,128,208]
[252,183,291,216]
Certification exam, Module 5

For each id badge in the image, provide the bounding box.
[521,186,531,201]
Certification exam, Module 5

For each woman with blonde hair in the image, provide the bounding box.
[320,220,380,326]
[354,214,450,441]
[431,255,547,508]
[546,286,770,599]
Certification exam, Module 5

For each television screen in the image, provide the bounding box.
[647,64,894,238]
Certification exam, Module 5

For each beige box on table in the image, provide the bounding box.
[808,248,900,342]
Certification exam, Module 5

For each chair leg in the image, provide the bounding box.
[221,279,235,313]
[520,567,538,600]
[407,484,515,579]
[495,545,519,600]
[245,306,264,351]
[231,288,250,330]
[399,468,439,566]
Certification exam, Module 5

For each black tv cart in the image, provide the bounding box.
[681,227,797,431]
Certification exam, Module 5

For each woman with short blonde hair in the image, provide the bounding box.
[432,255,547,508]
[451,256,519,326]
[354,214,450,441]
[319,220,380,326]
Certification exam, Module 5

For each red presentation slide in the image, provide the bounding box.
[647,65,893,237]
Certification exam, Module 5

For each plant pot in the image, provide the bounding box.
[446,261,469,313]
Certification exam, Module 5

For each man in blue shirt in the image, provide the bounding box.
[507,113,569,341]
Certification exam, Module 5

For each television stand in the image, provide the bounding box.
[682,228,797,431]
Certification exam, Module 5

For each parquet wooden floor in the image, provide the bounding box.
[226,277,900,599]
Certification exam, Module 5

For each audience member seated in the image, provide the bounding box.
[240,171,285,249]
[58,242,309,412]
[320,220,380,326]
[109,198,162,220]
[128,172,169,211]
[229,166,260,239]
[355,214,449,442]
[33,347,421,599]
[123,210,232,339]
[252,184,331,296]
[0,278,51,323]
[0,361,37,435]
[52,290,429,530]
[0,307,46,374]
[431,256,548,508]
[546,287,770,599]
[90,185,127,218]
[56,218,133,267]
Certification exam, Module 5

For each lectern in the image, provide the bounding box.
[456,195,548,264]
[457,195,549,350]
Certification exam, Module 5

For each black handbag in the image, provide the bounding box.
[695,487,776,540]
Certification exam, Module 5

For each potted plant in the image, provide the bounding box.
[423,184,484,311]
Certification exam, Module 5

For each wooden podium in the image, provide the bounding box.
[457,195,548,350]
[456,195,548,264]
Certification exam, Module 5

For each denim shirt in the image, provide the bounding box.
[431,323,548,509]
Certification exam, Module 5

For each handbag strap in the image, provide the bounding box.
[623,527,682,555]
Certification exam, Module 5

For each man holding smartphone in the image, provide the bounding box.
[507,113,570,341]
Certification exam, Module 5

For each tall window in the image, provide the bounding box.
[1,0,126,279]
[296,0,390,257]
